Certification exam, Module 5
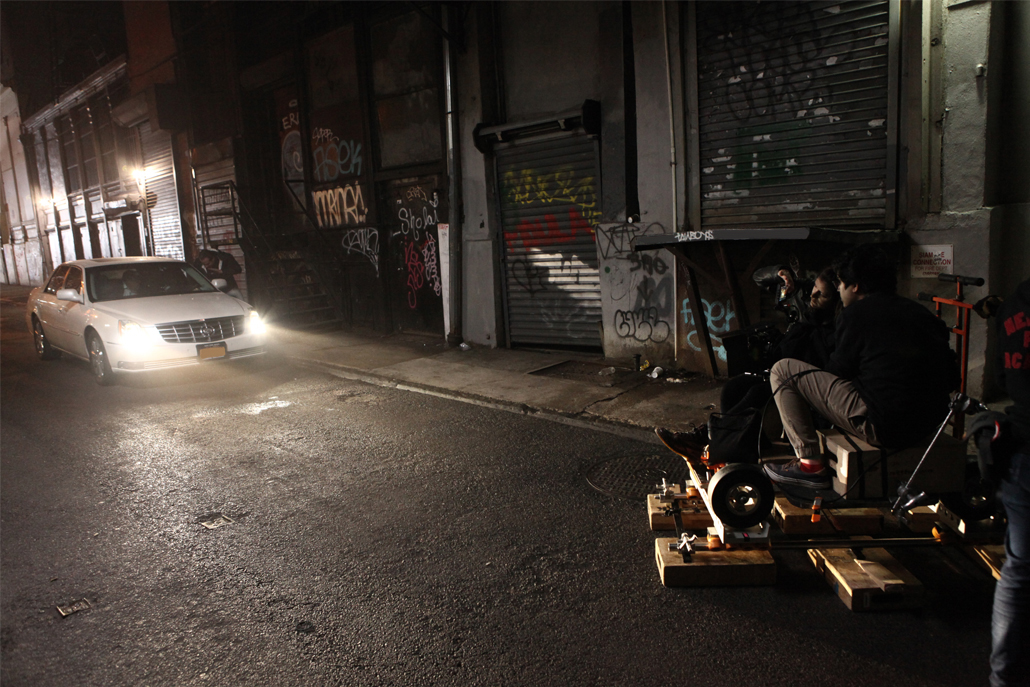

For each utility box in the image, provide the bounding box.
[821,429,967,500]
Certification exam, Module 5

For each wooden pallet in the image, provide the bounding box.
[647,484,714,531]
[808,542,923,611]
[655,538,776,587]
[966,544,1006,580]
[773,496,883,535]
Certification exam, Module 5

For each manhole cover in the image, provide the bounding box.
[583,453,690,501]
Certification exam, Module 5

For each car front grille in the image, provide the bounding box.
[155,316,247,343]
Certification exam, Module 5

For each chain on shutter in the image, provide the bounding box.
[695,0,893,229]
[496,134,602,348]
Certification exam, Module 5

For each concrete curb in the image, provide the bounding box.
[289,355,663,445]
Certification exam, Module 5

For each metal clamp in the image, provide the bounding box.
[668,533,697,561]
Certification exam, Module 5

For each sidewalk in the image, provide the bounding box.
[272,326,724,443]
[2,282,723,443]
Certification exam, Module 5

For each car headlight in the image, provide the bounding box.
[248,310,266,334]
[118,320,150,347]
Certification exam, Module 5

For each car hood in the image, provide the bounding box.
[94,293,250,325]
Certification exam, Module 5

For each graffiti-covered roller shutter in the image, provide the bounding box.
[696,0,892,228]
[139,120,183,259]
[497,135,602,348]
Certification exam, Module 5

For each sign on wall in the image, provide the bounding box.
[910,244,954,278]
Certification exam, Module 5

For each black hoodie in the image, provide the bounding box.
[997,278,1030,453]
[825,292,960,448]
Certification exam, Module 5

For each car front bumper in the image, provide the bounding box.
[106,333,267,372]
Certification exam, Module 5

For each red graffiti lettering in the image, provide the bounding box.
[404,239,425,309]
[505,208,595,253]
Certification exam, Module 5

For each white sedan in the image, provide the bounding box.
[25,257,267,385]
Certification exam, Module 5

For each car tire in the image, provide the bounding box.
[87,332,114,386]
[32,317,61,360]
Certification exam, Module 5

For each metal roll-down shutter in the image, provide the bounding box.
[496,134,602,348]
[139,120,184,259]
[695,0,894,228]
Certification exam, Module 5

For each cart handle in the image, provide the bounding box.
[938,274,984,287]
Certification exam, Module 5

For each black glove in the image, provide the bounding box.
[966,411,1013,485]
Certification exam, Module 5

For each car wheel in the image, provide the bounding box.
[33,318,61,360]
[87,332,114,386]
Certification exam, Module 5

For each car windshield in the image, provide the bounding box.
[86,263,219,302]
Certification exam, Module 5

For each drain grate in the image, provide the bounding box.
[583,453,690,501]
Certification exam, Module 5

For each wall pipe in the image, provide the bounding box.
[443,4,463,344]
[662,1,678,231]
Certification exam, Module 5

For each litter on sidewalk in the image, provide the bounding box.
[56,599,91,616]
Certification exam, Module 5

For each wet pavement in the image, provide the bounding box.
[0,284,998,686]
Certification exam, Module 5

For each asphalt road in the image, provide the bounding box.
[1,286,997,686]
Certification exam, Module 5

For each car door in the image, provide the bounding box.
[56,266,90,357]
[35,266,70,350]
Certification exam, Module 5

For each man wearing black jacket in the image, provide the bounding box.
[764,245,959,489]
[988,277,1030,687]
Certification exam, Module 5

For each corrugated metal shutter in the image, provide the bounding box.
[138,120,183,259]
[496,134,602,348]
[695,0,893,228]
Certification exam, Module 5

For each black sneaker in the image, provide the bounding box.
[655,426,708,458]
[763,459,831,490]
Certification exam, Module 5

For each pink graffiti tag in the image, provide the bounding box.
[506,208,595,253]
[404,239,425,309]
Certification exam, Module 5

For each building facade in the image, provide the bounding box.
[3,0,1027,397]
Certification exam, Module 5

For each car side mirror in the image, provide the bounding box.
[211,278,228,290]
[55,288,83,303]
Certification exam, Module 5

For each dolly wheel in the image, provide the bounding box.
[707,463,775,529]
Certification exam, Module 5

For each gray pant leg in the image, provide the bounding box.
[769,358,878,460]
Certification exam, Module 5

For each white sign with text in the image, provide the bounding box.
[911,244,954,278]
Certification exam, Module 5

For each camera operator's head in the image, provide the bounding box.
[809,267,842,318]
[832,245,897,307]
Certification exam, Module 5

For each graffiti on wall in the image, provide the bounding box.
[421,233,442,298]
[599,222,674,345]
[501,168,601,223]
[401,235,442,309]
[505,208,594,255]
[403,239,425,309]
[340,227,379,275]
[312,127,363,183]
[313,182,368,228]
[397,186,440,242]
[681,295,737,362]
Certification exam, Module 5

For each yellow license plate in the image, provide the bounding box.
[197,344,227,360]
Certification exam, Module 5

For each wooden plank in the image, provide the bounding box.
[773,496,883,535]
[903,505,938,533]
[808,545,923,612]
[655,538,776,587]
[648,494,714,531]
[966,544,1006,580]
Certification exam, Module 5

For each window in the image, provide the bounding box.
[370,10,443,168]
[63,266,83,294]
[92,96,119,183]
[44,266,70,294]
[76,106,100,188]
[58,117,81,193]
